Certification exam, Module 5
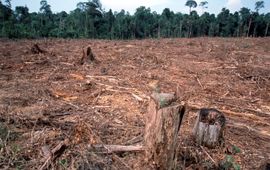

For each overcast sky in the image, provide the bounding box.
[10,0,270,15]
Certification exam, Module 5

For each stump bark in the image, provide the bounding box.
[80,46,95,64]
[145,92,185,170]
[192,108,226,148]
[31,44,45,54]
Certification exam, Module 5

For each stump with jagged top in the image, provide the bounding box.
[31,44,45,54]
[80,46,95,64]
[145,92,185,170]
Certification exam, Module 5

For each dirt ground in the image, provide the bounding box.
[0,38,269,169]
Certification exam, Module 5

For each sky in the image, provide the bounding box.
[10,0,270,15]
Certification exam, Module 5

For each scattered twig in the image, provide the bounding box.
[92,144,144,154]
[92,105,111,109]
[60,62,74,66]
[95,82,137,91]
[200,146,217,167]
[212,101,270,117]
[227,121,270,139]
[112,154,133,170]
[195,75,204,89]
[86,75,117,79]
[39,141,67,170]
[105,87,149,102]
[30,118,39,145]
[131,93,144,102]
[124,134,143,145]
[63,101,80,109]
[188,104,267,122]
[41,145,51,157]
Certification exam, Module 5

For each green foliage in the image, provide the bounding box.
[200,1,208,8]
[11,144,21,154]
[220,155,241,170]
[0,123,9,140]
[232,145,241,154]
[159,97,167,108]
[5,0,11,9]
[255,1,264,12]
[185,0,198,13]
[59,159,68,169]
[0,0,269,39]
[0,124,18,142]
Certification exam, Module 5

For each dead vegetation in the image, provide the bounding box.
[0,38,270,169]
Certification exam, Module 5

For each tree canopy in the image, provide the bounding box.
[185,0,198,14]
[0,0,269,39]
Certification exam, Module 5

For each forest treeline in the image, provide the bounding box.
[0,0,269,39]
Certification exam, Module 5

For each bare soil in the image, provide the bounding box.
[0,38,269,169]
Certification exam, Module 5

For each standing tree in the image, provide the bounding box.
[265,13,270,37]
[185,0,197,14]
[39,0,52,36]
[1,0,14,37]
[185,0,197,37]
[255,1,264,13]
[5,0,11,9]
[239,7,251,36]
[104,9,115,39]
[14,6,31,37]
[160,8,174,38]
[217,8,231,37]
[40,0,51,14]
[253,1,264,37]
[199,1,208,13]
[79,0,103,38]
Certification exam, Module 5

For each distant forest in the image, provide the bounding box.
[0,0,269,39]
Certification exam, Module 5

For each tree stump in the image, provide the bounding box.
[145,92,185,170]
[192,108,226,148]
[80,46,95,65]
[259,160,270,170]
[31,44,45,54]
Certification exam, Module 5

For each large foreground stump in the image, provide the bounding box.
[145,92,185,170]
[192,108,226,148]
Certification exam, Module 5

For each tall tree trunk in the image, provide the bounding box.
[84,13,88,37]
[179,21,182,37]
[58,17,62,37]
[189,23,192,38]
[158,22,160,38]
[208,23,212,37]
[247,17,252,37]
[265,22,269,37]
[237,25,240,37]
[253,24,257,37]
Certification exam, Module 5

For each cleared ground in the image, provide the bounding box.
[0,38,269,169]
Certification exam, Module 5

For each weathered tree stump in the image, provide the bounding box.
[145,92,185,170]
[80,46,95,64]
[31,44,45,54]
[192,108,226,148]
